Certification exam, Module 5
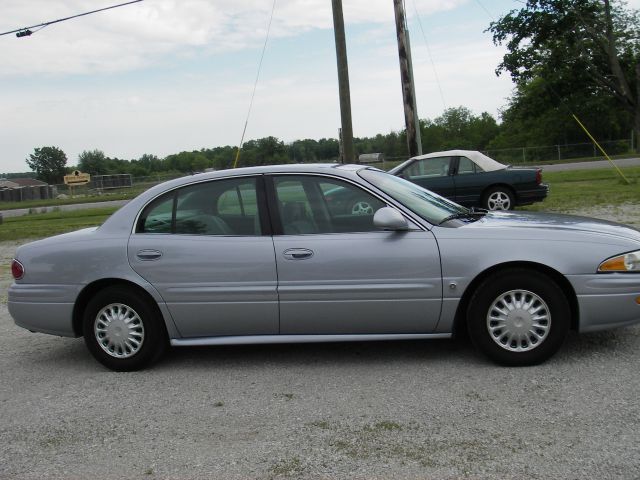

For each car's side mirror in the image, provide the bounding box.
[373,207,409,231]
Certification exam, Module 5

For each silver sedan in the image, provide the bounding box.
[8,164,640,370]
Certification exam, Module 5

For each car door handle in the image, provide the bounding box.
[136,249,163,261]
[283,248,314,260]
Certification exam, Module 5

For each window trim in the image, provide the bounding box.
[454,156,479,175]
[264,172,423,236]
[133,174,270,236]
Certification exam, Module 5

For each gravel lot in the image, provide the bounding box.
[1,206,639,479]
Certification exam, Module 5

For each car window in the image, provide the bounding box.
[457,157,477,175]
[359,168,467,225]
[274,176,386,234]
[138,177,261,236]
[218,182,258,215]
[138,195,174,234]
[405,157,452,178]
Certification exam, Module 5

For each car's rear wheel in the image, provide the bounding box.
[350,199,374,215]
[83,286,167,371]
[467,269,570,366]
[483,187,514,210]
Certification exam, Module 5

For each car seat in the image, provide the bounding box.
[281,202,317,234]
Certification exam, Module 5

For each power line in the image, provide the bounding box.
[1,0,144,38]
[473,0,495,20]
[411,0,446,111]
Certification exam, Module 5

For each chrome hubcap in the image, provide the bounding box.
[486,289,550,352]
[487,192,511,210]
[94,303,145,359]
[351,201,373,215]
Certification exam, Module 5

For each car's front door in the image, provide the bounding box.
[128,175,279,338]
[399,156,456,199]
[451,155,483,206]
[269,174,442,335]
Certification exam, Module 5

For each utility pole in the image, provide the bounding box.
[394,0,422,157]
[331,0,355,163]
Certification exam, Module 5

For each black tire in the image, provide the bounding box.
[482,186,515,211]
[467,269,570,366]
[83,286,168,371]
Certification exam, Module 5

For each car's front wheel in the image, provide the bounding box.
[83,286,167,371]
[467,269,570,366]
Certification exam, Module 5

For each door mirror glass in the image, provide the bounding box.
[373,207,409,231]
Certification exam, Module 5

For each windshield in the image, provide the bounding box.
[358,168,468,225]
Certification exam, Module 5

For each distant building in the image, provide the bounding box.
[0,179,19,189]
[0,177,56,202]
[8,178,48,187]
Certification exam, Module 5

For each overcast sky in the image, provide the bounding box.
[2,0,638,173]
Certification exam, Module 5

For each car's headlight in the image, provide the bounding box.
[598,250,640,272]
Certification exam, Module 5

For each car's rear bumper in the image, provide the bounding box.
[8,283,79,337]
[567,274,640,332]
[516,184,549,206]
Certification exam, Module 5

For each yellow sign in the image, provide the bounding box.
[64,170,91,185]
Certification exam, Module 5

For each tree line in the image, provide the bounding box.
[6,0,638,184]
[12,106,504,183]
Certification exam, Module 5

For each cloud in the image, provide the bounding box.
[2,0,515,172]
[0,0,466,76]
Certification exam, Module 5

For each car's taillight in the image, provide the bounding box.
[536,169,542,185]
[11,259,24,280]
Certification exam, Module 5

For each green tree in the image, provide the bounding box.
[240,137,288,166]
[489,0,639,150]
[432,107,499,150]
[487,76,630,153]
[26,146,68,184]
[164,151,210,172]
[78,149,108,175]
[416,107,500,155]
[137,153,161,173]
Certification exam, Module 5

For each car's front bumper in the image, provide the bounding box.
[568,274,640,332]
[8,283,80,337]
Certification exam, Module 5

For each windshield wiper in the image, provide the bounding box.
[438,210,486,225]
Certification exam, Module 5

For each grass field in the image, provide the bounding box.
[1,166,638,242]
[0,186,146,212]
[1,207,117,242]
[0,174,183,211]
[524,166,640,211]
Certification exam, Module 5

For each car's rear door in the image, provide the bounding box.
[128,175,279,338]
[268,174,442,335]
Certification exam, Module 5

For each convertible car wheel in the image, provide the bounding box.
[483,187,514,210]
[467,269,570,366]
[351,200,374,215]
[83,286,167,371]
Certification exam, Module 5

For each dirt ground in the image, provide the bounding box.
[1,207,639,479]
[562,202,640,230]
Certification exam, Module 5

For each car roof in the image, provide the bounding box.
[409,150,506,172]
[144,163,370,195]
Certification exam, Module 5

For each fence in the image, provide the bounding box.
[0,185,57,202]
[483,139,633,164]
[91,174,133,190]
[47,172,182,200]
